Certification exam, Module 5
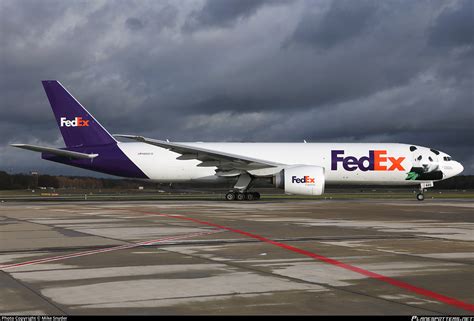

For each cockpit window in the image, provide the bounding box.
[417,155,422,160]
[410,146,417,151]
[428,156,433,162]
[443,156,452,161]
[430,149,440,155]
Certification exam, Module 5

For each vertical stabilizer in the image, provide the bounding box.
[42,80,116,147]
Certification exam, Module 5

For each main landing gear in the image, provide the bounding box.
[225,191,261,201]
[416,181,434,201]
[224,173,261,201]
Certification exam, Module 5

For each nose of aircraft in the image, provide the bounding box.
[454,161,464,176]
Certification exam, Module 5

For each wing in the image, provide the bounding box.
[11,144,98,159]
[115,135,282,173]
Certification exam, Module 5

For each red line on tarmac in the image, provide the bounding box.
[136,210,474,313]
[0,230,221,271]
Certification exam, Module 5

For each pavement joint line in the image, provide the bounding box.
[102,289,325,307]
[0,230,223,271]
[349,247,474,267]
[161,245,443,315]
[3,215,133,245]
[0,236,423,256]
[0,234,422,252]
[3,211,214,249]
[159,237,474,267]
[127,208,474,313]
[73,288,405,309]
[0,270,67,314]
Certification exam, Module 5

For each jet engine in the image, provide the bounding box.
[273,165,325,196]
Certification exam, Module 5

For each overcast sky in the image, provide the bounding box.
[1,0,473,176]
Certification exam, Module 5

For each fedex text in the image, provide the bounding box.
[60,117,89,127]
[331,150,405,171]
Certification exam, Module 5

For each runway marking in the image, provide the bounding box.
[137,210,474,313]
[0,230,221,271]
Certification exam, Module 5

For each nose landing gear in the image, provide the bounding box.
[416,181,433,201]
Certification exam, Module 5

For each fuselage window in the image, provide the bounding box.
[429,157,433,162]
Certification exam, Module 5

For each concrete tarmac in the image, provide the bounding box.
[0,199,473,315]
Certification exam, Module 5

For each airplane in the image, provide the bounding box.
[11,80,464,201]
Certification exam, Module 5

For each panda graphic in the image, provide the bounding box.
[406,146,443,181]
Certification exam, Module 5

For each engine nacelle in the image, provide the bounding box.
[273,165,325,196]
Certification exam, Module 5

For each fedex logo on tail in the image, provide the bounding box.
[332,150,405,171]
[60,117,89,127]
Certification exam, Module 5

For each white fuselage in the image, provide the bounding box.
[117,142,463,185]
[26,81,464,192]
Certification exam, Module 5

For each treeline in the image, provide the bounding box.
[0,171,473,190]
[433,175,474,190]
[0,171,156,190]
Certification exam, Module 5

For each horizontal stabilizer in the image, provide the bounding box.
[11,144,98,159]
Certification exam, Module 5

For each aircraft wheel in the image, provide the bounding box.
[225,192,236,201]
[246,192,255,201]
[416,193,424,201]
[236,193,246,201]
[253,192,261,200]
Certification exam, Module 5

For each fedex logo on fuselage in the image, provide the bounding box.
[292,176,315,184]
[331,150,405,171]
[60,117,89,127]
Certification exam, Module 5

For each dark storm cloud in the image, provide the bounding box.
[290,0,377,49]
[1,0,473,175]
[184,0,281,30]
[428,0,474,48]
[125,17,145,31]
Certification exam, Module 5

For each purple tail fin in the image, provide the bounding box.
[42,80,116,147]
